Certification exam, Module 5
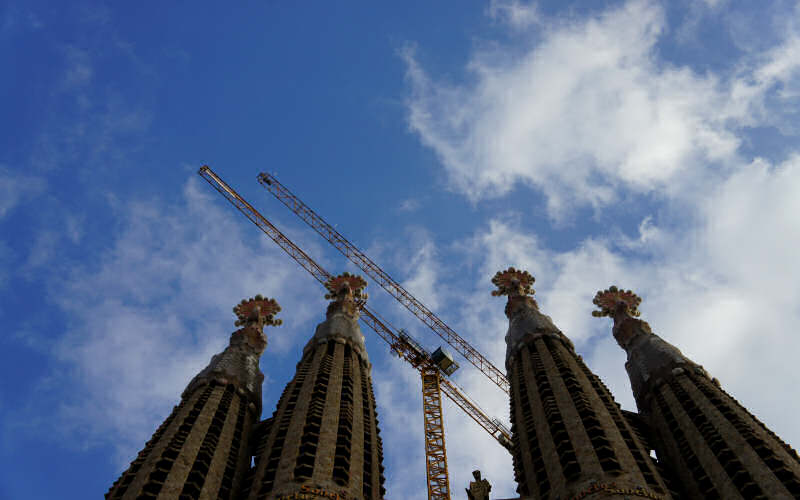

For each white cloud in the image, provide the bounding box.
[403,1,800,220]
[396,2,800,488]
[400,230,443,311]
[24,230,59,270]
[398,198,420,212]
[61,45,93,90]
[439,186,800,492]
[0,166,45,219]
[26,177,324,465]
[488,0,539,30]
[373,359,429,499]
[0,241,12,289]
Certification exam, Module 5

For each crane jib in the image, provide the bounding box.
[199,166,512,500]
[256,172,510,395]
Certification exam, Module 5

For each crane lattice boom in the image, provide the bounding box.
[257,172,510,395]
[198,165,512,450]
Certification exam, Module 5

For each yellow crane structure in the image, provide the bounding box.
[257,172,511,395]
[198,166,511,500]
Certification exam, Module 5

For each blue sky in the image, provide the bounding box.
[3,1,800,498]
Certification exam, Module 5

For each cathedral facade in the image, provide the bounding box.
[108,268,800,499]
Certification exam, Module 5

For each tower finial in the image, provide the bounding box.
[492,267,538,316]
[591,285,641,319]
[233,294,282,331]
[491,267,536,298]
[324,272,368,317]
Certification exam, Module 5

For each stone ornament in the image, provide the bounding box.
[325,272,368,302]
[233,294,282,330]
[324,272,368,318]
[592,285,641,319]
[466,469,492,500]
[491,267,536,297]
[492,267,539,317]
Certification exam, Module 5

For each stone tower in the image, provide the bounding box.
[593,286,800,499]
[493,268,673,500]
[239,273,386,500]
[106,295,282,499]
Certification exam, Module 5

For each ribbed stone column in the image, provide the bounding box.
[106,295,282,500]
[494,269,672,500]
[593,286,800,499]
[242,273,386,500]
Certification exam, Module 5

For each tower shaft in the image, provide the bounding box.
[618,316,800,498]
[593,285,800,499]
[242,338,385,500]
[494,269,673,500]
[242,273,386,500]
[107,382,257,500]
[508,335,670,499]
[105,295,279,500]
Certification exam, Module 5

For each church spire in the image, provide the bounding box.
[242,273,385,500]
[235,294,283,331]
[107,294,281,500]
[181,295,281,410]
[594,286,800,499]
[492,267,538,317]
[324,271,368,319]
[495,269,672,500]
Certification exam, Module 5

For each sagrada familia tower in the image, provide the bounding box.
[107,268,800,499]
[106,273,385,500]
[493,268,800,500]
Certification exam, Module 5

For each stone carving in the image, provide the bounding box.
[492,267,539,319]
[491,267,536,298]
[182,294,281,406]
[493,268,566,363]
[592,285,641,319]
[592,286,652,350]
[233,294,282,330]
[465,469,491,500]
[309,272,369,357]
[325,272,368,318]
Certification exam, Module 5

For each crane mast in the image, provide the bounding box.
[257,172,510,395]
[422,366,449,500]
[198,166,511,500]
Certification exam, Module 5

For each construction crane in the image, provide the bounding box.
[197,166,511,500]
[257,172,510,395]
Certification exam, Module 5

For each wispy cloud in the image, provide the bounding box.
[399,229,443,311]
[0,166,46,220]
[396,1,800,494]
[14,178,323,466]
[403,1,800,221]
[60,45,93,91]
[398,197,420,212]
[487,0,539,30]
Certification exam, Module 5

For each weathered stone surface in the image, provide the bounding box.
[242,274,385,499]
[106,296,278,500]
[466,469,492,500]
[183,326,267,414]
[497,270,673,500]
[595,287,800,499]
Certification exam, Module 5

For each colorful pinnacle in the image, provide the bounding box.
[324,272,368,302]
[491,267,536,297]
[591,286,641,318]
[233,294,282,327]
